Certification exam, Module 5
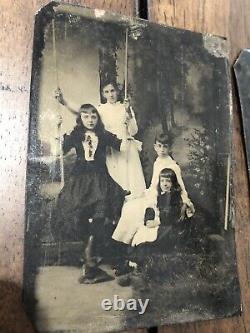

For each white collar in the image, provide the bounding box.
[83,132,98,161]
[85,130,96,136]
[156,156,173,162]
[160,191,171,195]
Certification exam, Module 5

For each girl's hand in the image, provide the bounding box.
[55,88,67,106]
[124,98,133,120]
[124,98,130,111]
[56,114,63,127]
[188,203,195,215]
[179,203,187,222]
[146,219,160,228]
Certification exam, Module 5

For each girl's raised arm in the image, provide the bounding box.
[124,100,138,136]
[55,88,78,116]
[127,107,138,136]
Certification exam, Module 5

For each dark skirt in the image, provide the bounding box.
[131,220,191,266]
[51,169,125,241]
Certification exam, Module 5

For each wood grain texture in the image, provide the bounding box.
[0,1,143,333]
[148,0,230,38]
[148,0,250,332]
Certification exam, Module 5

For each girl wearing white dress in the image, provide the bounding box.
[98,81,146,196]
[112,133,195,245]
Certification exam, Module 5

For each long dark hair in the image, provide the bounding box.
[157,168,181,206]
[75,104,105,136]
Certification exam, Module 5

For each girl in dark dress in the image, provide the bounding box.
[53,104,127,284]
[131,168,188,261]
[155,168,187,250]
[117,168,190,285]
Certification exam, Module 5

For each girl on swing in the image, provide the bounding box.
[55,80,146,197]
[98,80,146,196]
[53,103,129,284]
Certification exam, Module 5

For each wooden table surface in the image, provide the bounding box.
[0,1,250,332]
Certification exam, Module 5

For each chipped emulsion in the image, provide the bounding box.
[203,34,229,59]
[53,3,123,23]
[94,9,106,18]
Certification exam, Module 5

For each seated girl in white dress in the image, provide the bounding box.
[112,133,195,245]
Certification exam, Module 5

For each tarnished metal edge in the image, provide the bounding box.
[203,34,229,59]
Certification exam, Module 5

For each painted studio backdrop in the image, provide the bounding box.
[23,3,240,333]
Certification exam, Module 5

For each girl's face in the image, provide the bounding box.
[80,112,98,130]
[102,84,118,104]
[160,176,172,193]
[154,141,169,157]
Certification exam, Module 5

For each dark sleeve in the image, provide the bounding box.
[62,129,77,155]
[103,130,122,151]
[171,191,182,221]
[144,208,156,225]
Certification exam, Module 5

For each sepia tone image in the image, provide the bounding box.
[23,3,241,332]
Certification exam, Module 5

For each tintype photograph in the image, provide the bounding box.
[23,3,241,332]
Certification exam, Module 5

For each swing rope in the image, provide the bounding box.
[52,18,65,189]
[124,28,129,101]
[52,19,59,89]
[52,18,64,265]
[124,27,130,192]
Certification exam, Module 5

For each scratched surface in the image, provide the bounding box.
[234,51,250,184]
[1,0,250,333]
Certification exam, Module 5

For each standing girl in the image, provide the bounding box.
[56,81,146,196]
[98,81,146,196]
[53,104,127,284]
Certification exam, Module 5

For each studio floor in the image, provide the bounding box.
[35,265,132,333]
